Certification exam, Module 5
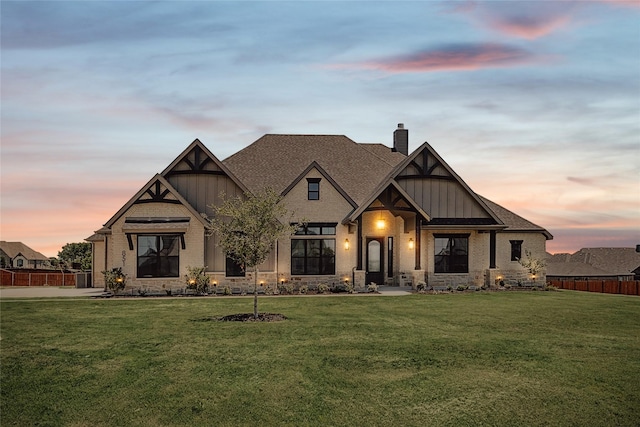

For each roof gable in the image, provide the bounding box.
[353,141,502,225]
[282,161,357,209]
[345,181,431,225]
[103,174,207,229]
[162,138,249,192]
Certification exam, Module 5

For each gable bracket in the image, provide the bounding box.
[136,181,181,204]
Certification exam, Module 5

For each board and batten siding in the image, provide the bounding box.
[397,178,491,219]
[164,145,255,273]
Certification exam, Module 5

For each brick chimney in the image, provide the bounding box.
[392,123,408,156]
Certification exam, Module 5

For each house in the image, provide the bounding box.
[0,241,50,269]
[547,247,640,281]
[87,125,552,290]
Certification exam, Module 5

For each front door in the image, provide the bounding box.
[366,237,384,285]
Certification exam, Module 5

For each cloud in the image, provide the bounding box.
[0,2,234,50]
[329,43,546,73]
[486,14,572,40]
[448,1,577,40]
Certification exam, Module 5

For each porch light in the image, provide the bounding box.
[344,239,350,250]
[376,218,386,230]
[408,238,414,250]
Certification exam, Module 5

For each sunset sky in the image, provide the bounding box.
[1,1,639,258]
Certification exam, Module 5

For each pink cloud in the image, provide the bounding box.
[487,14,572,40]
[331,43,544,73]
[449,2,578,40]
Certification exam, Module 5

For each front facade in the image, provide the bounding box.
[88,126,552,291]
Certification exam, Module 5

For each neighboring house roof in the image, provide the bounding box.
[546,262,618,277]
[546,247,640,277]
[0,241,49,261]
[480,197,553,240]
[570,248,640,276]
[223,134,405,206]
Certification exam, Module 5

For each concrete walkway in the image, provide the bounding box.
[0,286,413,299]
[0,287,107,299]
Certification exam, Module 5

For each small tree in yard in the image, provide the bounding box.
[206,188,301,319]
[518,249,546,281]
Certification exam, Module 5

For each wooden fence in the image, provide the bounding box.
[548,279,639,296]
[1,269,78,287]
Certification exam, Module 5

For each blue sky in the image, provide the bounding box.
[1,0,639,257]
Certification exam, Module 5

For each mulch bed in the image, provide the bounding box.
[193,313,287,322]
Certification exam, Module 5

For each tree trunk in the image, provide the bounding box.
[253,266,259,319]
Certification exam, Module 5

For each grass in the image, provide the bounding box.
[1,291,639,426]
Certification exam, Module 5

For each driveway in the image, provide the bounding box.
[0,287,107,299]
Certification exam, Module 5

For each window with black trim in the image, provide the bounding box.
[291,222,336,275]
[510,240,523,261]
[226,255,245,277]
[434,234,469,273]
[295,223,336,236]
[307,178,320,200]
[137,235,180,278]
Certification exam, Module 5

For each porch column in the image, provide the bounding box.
[489,230,496,269]
[357,215,363,270]
[414,216,421,270]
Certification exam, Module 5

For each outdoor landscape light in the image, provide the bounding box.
[408,238,414,249]
[344,239,350,250]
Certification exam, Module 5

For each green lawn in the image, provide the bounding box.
[1,291,639,426]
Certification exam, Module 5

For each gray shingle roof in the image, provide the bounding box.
[546,262,616,277]
[479,196,553,239]
[0,241,49,260]
[223,134,405,206]
[222,134,551,239]
[553,247,640,276]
